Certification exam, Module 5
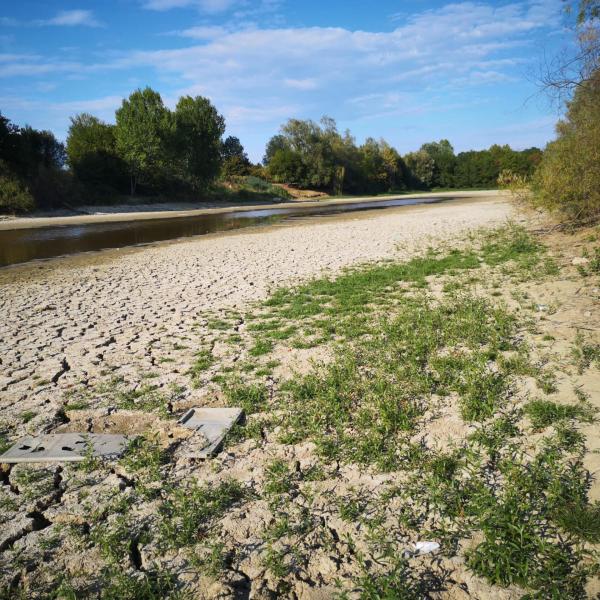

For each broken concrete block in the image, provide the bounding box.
[178,407,243,458]
[0,433,128,464]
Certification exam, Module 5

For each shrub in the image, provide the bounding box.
[0,171,35,213]
[532,68,600,223]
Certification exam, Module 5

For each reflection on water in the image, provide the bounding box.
[0,196,448,268]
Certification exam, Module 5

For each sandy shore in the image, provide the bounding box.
[0,194,512,435]
[0,190,501,230]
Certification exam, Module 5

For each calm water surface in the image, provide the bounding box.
[0,196,450,268]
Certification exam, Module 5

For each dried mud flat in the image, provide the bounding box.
[1,196,600,599]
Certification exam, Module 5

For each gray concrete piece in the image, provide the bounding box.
[0,433,128,463]
[178,407,243,458]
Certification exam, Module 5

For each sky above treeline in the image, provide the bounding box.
[1,0,572,162]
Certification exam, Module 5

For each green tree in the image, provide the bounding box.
[420,139,456,187]
[115,87,170,195]
[404,150,436,188]
[220,135,251,178]
[66,113,127,192]
[533,67,600,222]
[173,95,225,191]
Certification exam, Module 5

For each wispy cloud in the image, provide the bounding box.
[1,0,564,155]
[41,10,103,27]
[4,10,104,28]
[143,0,238,13]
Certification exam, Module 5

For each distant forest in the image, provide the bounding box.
[0,87,541,213]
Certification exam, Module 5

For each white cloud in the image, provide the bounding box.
[144,0,238,12]
[284,78,318,90]
[37,10,103,28]
[2,0,564,154]
[177,25,228,39]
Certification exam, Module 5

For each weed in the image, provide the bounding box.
[20,410,37,423]
[248,338,274,357]
[158,479,245,548]
[524,399,595,431]
[223,379,268,414]
[189,349,214,383]
[189,539,230,578]
[571,332,600,374]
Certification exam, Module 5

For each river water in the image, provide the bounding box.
[0,196,451,268]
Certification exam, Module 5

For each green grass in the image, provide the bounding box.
[276,295,521,469]
[524,399,596,430]
[20,410,37,423]
[571,332,600,374]
[189,348,214,384]
[223,379,268,414]
[158,479,246,549]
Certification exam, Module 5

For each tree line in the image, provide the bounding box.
[531,0,599,223]
[264,119,541,195]
[0,88,252,212]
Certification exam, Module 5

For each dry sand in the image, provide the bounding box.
[0,194,511,433]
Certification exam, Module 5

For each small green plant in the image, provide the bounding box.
[158,479,245,548]
[20,410,37,424]
[223,380,268,414]
[524,399,595,431]
[571,332,600,374]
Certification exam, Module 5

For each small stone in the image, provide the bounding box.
[572,257,589,266]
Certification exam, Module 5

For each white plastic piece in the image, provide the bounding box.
[412,541,440,555]
[178,407,243,458]
[0,433,128,463]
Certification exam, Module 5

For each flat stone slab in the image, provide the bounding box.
[0,433,128,464]
[178,407,243,458]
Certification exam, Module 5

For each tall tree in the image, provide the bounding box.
[220,136,251,178]
[404,150,436,189]
[534,67,600,221]
[420,140,456,187]
[66,113,127,191]
[173,95,225,191]
[115,87,170,195]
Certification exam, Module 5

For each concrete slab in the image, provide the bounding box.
[178,407,243,458]
[0,433,128,464]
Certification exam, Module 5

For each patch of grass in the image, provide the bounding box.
[20,410,37,423]
[63,400,90,411]
[189,349,214,384]
[524,399,595,431]
[189,540,230,578]
[223,380,268,414]
[206,318,231,331]
[263,458,294,498]
[480,223,544,269]
[277,295,522,468]
[554,501,600,542]
[248,338,274,357]
[99,566,185,600]
[119,435,168,486]
[571,332,600,374]
[158,479,246,549]
[466,446,590,597]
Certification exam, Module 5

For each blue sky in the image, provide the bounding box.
[1,0,569,162]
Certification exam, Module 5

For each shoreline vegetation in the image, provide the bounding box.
[0,89,541,217]
[1,207,599,598]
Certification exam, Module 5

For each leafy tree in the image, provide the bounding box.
[220,135,251,178]
[420,140,456,187]
[264,118,405,194]
[0,161,34,213]
[404,150,436,188]
[66,113,127,192]
[173,95,225,191]
[115,87,171,195]
[533,66,600,222]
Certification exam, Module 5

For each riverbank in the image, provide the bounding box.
[1,196,599,598]
[0,190,502,231]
